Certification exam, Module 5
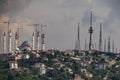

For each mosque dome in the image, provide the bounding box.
[19,40,32,52]
[21,40,31,47]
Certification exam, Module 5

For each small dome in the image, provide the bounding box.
[16,48,20,51]
[19,40,32,51]
[21,40,31,47]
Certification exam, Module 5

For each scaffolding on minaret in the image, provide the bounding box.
[34,24,39,50]
[99,22,102,51]
[88,11,93,50]
[4,21,10,53]
[9,30,12,53]
[3,32,6,53]
[15,32,19,49]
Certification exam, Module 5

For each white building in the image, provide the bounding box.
[34,63,46,75]
[9,61,18,69]
[64,50,75,56]
[74,74,83,80]
[22,53,30,59]
[64,67,73,74]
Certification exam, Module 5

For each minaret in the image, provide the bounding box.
[99,22,102,51]
[15,32,18,49]
[112,40,114,53]
[104,39,106,52]
[108,36,111,52]
[37,31,40,51]
[31,24,39,50]
[41,33,45,51]
[3,32,6,53]
[88,11,93,50]
[4,21,10,52]
[94,43,97,50]
[32,32,35,50]
[116,48,117,53]
[75,41,77,50]
[17,27,22,46]
[75,22,80,50]
[40,24,47,50]
[9,30,12,53]
[85,38,87,50]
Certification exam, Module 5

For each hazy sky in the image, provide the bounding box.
[0,0,120,52]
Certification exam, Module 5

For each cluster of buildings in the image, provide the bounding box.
[1,10,118,56]
[0,10,120,80]
[0,41,120,79]
[1,39,46,75]
[3,22,46,54]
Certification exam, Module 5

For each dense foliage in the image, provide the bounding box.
[0,51,120,80]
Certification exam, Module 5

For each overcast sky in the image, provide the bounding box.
[0,0,120,52]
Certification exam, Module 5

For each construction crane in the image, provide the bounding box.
[27,23,39,32]
[4,21,10,35]
[27,23,40,50]
[17,23,23,46]
[28,23,47,50]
